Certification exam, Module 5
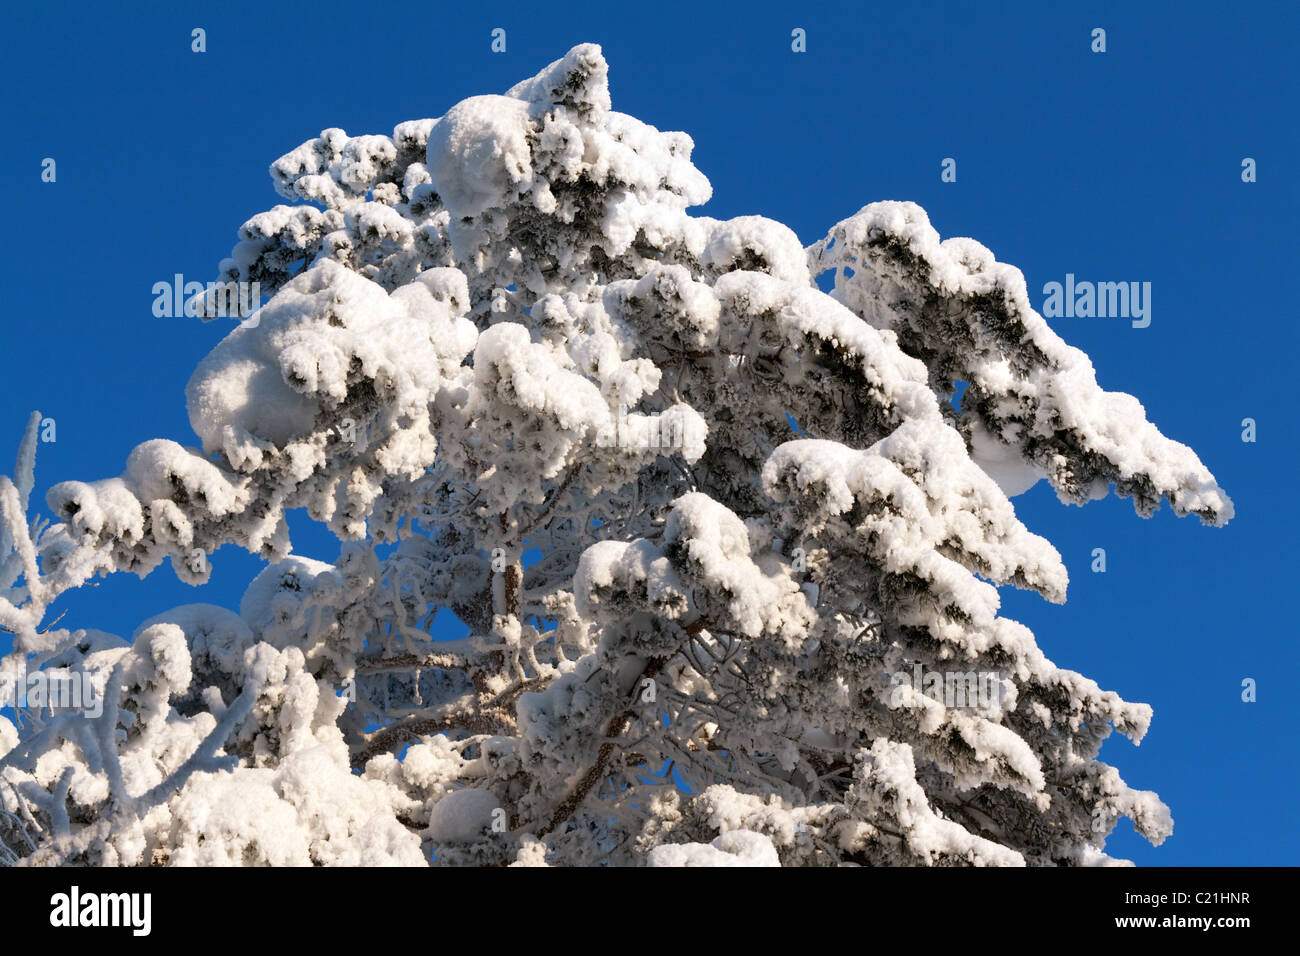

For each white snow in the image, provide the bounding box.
[0,42,1228,870]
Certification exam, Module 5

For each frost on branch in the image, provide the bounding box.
[809,202,1232,523]
[1,44,1224,867]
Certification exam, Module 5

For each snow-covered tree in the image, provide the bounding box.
[0,44,1231,867]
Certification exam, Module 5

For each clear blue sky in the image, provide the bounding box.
[2,0,1295,865]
